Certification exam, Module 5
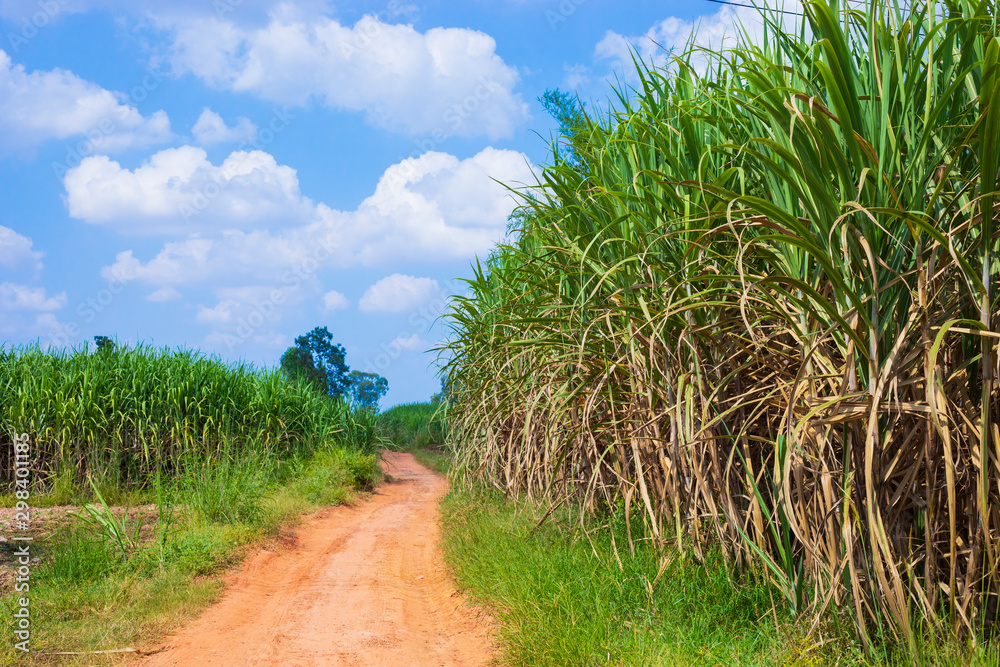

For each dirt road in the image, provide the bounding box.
[138,452,494,667]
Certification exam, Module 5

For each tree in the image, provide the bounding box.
[539,88,588,168]
[346,371,389,410]
[431,377,451,405]
[280,326,351,397]
[93,336,115,353]
[280,346,326,394]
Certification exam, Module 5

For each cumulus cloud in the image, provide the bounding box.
[359,274,439,313]
[145,286,181,302]
[0,312,66,342]
[83,146,534,285]
[195,286,279,324]
[195,285,300,350]
[192,108,257,145]
[388,332,425,352]
[0,282,66,311]
[159,12,528,138]
[64,146,311,233]
[0,225,66,346]
[595,1,804,74]
[0,49,171,154]
[0,225,43,276]
[195,300,238,326]
[322,289,349,311]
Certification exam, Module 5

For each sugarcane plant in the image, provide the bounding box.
[442,0,1000,650]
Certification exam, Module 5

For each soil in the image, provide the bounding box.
[135,452,496,666]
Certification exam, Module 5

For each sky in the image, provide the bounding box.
[0,0,772,407]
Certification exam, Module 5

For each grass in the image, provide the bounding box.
[175,448,275,526]
[441,489,1000,666]
[377,402,450,474]
[18,568,224,665]
[442,488,791,666]
[0,445,381,666]
[377,402,445,449]
[0,469,153,509]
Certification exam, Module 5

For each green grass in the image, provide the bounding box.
[377,402,450,474]
[0,342,385,665]
[377,402,445,449]
[288,448,382,505]
[0,467,153,509]
[10,567,224,667]
[175,449,275,526]
[409,447,450,476]
[441,488,794,666]
[0,446,379,666]
[441,489,1000,666]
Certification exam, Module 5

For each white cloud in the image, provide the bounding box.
[64,146,311,233]
[195,285,279,324]
[0,225,43,276]
[195,285,300,350]
[145,286,181,302]
[322,289,349,311]
[359,274,439,314]
[595,1,804,75]
[0,282,66,311]
[192,108,257,145]
[0,49,171,154]
[195,300,235,326]
[84,143,531,349]
[160,13,528,138]
[389,333,425,352]
[0,227,66,341]
[88,146,535,285]
[0,311,66,341]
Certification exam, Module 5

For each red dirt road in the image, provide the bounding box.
[138,452,495,667]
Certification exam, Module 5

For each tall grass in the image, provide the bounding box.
[443,0,1000,651]
[377,402,446,449]
[0,343,377,493]
[377,402,451,473]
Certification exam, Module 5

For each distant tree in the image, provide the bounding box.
[347,371,389,410]
[297,327,351,397]
[280,345,326,394]
[93,336,115,353]
[431,377,451,405]
[539,88,588,167]
[280,326,351,398]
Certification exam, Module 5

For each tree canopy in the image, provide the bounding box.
[347,371,389,410]
[280,326,351,397]
[539,88,587,168]
[93,336,115,353]
[281,327,388,408]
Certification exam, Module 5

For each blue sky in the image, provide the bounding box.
[0,0,765,406]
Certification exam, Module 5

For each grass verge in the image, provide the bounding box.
[440,488,793,666]
[0,446,380,666]
[440,488,1000,666]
